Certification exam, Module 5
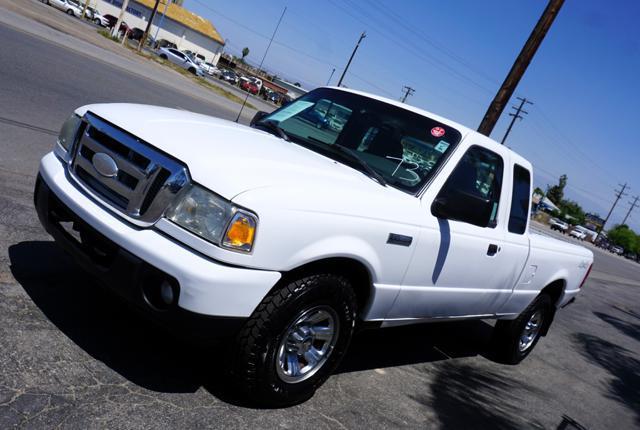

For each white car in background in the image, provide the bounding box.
[569,228,586,240]
[83,5,109,26]
[201,62,221,77]
[157,47,204,76]
[46,0,83,17]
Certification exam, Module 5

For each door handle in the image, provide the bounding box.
[487,244,500,256]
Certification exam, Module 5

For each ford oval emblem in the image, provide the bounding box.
[92,152,118,178]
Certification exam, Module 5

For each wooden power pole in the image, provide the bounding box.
[477,0,564,137]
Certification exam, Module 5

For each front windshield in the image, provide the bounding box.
[260,88,462,193]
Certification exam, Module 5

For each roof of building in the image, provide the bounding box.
[136,0,224,45]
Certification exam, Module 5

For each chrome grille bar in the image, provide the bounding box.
[69,112,189,226]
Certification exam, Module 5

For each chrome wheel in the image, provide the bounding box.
[519,310,543,352]
[276,306,339,384]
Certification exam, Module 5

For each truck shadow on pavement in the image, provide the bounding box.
[11,240,503,407]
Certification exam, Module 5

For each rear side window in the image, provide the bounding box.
[508,164,531,234]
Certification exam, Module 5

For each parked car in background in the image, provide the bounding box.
[220,69,238,85]
[102,14,129,34]
[610,245,624,255]
[200,62,220,77]
[550,218,569,233]
[46,0,83,17]
[84,6,109,26]
[157,47,203,76]
[241,80,259,95]
[153,39,178,50]
[127,28,145,41]
[569,228,586,241]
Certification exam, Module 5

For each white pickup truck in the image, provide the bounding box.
[35,87,593,406]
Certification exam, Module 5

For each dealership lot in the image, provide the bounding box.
[1,8,640,430]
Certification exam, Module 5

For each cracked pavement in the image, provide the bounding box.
[1,4,640,429]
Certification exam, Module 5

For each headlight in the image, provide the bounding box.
[57,114,83,152]
[165,185,258,253]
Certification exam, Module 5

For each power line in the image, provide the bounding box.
[597,183,629,240]
[501,97,533,145]
[400,86,415,103]
[622,196,639,226]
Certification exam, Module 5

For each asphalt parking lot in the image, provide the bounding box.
[1,6,639,430]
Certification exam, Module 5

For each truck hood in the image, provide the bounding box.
[76,103,405,201]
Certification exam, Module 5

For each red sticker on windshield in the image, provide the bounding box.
[431,127,445,137]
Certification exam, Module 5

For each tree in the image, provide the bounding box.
[533,187,544,196]
[559,199,585,225]
[607,224,638,254]
[241,47,250,62]
[546,174,567,205]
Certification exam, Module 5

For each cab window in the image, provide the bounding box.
[508,164,531,234]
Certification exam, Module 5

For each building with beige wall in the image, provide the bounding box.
[95,0,225,64]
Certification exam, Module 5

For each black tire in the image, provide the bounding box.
[188,67,197,74]
[231,273,357,407]
[66,9,74,16]
[159,54,167,60]
[492,294,553,364]
[94,18,101,25]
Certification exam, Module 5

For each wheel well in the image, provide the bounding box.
[541,279,566,307]
[539,279,565,336]
[281,258,373,316]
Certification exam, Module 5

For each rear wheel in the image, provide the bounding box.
[492,293,552,364]
[188,67,197,74]
[66,9,74,16]
[231,273,357,407]
[159,54,167,60]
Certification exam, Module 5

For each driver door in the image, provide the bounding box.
[387,145,515,320]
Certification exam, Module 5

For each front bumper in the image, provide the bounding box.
[36,152,281,324]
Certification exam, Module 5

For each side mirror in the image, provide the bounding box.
[431,190,493,228]
[250,111,268,127]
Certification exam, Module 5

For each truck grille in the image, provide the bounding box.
[70,112,189,225]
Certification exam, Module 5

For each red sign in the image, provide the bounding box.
[431,127,445,137]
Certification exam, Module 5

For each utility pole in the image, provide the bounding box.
[621,196,639,226]
[500,97,533,145]
[337,31,366,87]
[153,0,170,44]
[400,86,415,103]
[111,0,130,38]
[326,68,336,86]
[477,0,564,137]
[235,7,287,122]
[596,183,628,241]
[138,0,161,51]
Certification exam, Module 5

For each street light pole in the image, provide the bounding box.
[337,31,366,87]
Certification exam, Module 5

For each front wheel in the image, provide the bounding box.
[231,273,357,407]
[66,9,74,16]
[492,293,552,364]
[94,18,101,25]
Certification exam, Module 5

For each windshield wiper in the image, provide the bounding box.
[332,145,387,186]
[305,137,387,186]
[253,119,290,141]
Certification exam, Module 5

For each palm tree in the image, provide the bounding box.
[241,47,250,62]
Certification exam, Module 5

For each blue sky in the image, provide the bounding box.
[186,0,640,230]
